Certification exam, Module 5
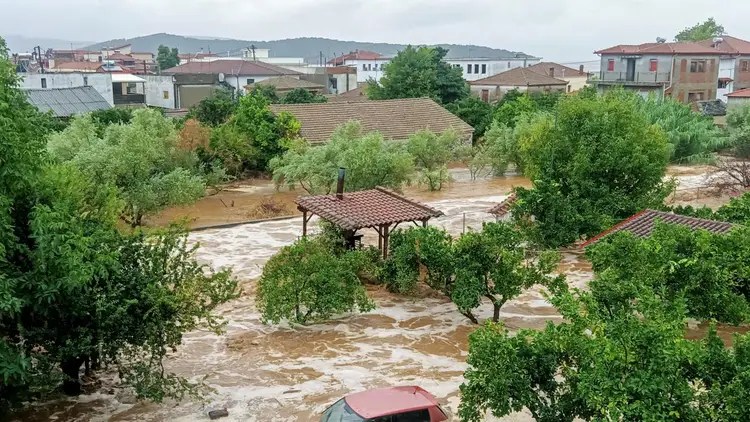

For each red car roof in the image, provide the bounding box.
[344,386,439,419]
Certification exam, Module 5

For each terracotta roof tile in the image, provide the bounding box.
[582,209,736,246]
[52,61,102,71]
[596,42,724,55]
[470,67,568,87]
[269,98,473,144]
[726,88,750,98]
[326,66,356,74]
[328,50,382,65]
[527,62,587,78]
[296,186,444,230]
[696,36,750,55]
[488,194,516,216]
[162,59,300,76]
[246,75,323,90]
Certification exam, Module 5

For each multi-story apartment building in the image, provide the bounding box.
[696,36,750,102]
[328,50,391,84]
[593,42,724,103]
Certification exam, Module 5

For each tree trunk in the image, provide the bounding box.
[462,310,479,325]
[493,302,502,322]
[61,357,85,396]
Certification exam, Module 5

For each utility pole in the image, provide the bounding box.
[319,51,323,67]
[251,44,256,61]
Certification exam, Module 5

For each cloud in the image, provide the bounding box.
[1,0,750,61]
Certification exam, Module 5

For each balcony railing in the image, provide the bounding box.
[590,72,671,85]
[113,93,145,105]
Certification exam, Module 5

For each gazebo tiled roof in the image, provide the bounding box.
[488,194,517,217]
[296,186,444,231]
[582,209,735,247]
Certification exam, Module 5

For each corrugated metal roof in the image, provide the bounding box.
[24,86,111,117]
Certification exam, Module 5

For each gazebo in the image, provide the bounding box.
[295,172,444,258]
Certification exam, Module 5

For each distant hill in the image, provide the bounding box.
[3,34,93,53]
[85,33,538,63]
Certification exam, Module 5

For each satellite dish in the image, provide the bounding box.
[218,72,225,82]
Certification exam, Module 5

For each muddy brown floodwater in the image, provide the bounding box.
[14,167,748,422]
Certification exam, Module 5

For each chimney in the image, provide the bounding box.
[549,67,555,78]
[579,64,585,73]
[336,168,346,200]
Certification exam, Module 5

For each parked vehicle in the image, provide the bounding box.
[320,386,450,421]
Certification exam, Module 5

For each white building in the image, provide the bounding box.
[328,50,391,83]
[18,73,115,106]
[445,56,542,82]
[718,58,736,101]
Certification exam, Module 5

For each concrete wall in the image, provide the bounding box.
[224,74,274,91]
[672,55,720,102]
[446,58,542,82]
[143,75,176,109]
[727,97,750,109]
[599,54,673,84]
[18,72,114,105]
[329,73,357,94]
[733,56,750,92]
[718,58,735,102]
[564,75,588,92]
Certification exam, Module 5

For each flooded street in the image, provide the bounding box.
[15,166,747,422]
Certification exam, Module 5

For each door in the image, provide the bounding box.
[626,58,636,81]
[481,89,489,102]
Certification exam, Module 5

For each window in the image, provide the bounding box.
[742,60,750,72]
[320,399,365,422]
[373,64,378,71]
[163,90,169,99]
[690,60,706,73]
[126,82,137,94]
[367,64,372,71]
[649,59,658,72]
[246,78,255,85]
[362,63,367,71]
[607,59,615,72]
[718,79,730,89]
[481,64,487,74]
[467,64,472,74]
[392,409,431,421]
[688,91,705,102]
[83,76,89,86]
[474,64,479,74]
[567,85,572,93]
[41,78,47,88]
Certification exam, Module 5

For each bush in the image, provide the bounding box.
[383,226,454,294]
[257,237,376,324]
[512,89,672,247]
[406,129,461,191]
[271,121,415,194]
[280,88,328,104]
[189,89,237,127]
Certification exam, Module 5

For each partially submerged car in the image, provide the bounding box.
[320,386,450,421]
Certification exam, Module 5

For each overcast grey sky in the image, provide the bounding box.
[2,0,749,62]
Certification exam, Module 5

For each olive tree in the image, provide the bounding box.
[271,121,414,194]
[406,128,461,191]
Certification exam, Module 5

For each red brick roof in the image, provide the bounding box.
[696,36,750,55]
[105,53,135,61]
[488,194,516,216]
[727,88,750,98]
[527,62,586,78]
[296,186,444,230]
[470,67,568,87]
[596,42,724,55]
[162,59,300,76]
[52,61,103,71]
[328,50,382,65]
[326,66,356,74]
[582,209,735,247]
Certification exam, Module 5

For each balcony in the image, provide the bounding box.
[590,71,671,86]
[113,93,145,105]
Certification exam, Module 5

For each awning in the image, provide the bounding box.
[111,73,146,83]
[719,77,734,83]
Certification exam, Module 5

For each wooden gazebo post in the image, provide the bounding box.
[381,223,391,259]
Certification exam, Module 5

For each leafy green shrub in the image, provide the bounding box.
[407,129,461,191]
[257,237,375,324]
[383,226,454,294]
[512,89,672,247]
[189,88,237,127]
[280,87,328,104]
[445,96,494,141]
[271,121,414,194]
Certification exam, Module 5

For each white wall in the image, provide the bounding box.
[18,72,114,105]
[446,58,543,81]
[344,59,391,83]
[224,74,276,91]
[143,75,176,109]
[718,58,736,103]
[329,73,358,94]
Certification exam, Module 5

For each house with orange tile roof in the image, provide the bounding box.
[328,50,391,84]
[696,36,750,102]
[593,41,724,103]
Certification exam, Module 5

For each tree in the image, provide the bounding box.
[47,110,210,226]
[367,46,468,105]
[445,96,494,141]
[271,121,414,194]
[190,88,237,127]
[482,120,525,176]
[587,223,750,325]
[156,44,180,71]
[406,129,460,191]
[280,88,328,104]
[383,223,562,324]
[493,92,538,128]
[459,283,750,422]
[511,89,672,247]
[88,107,133,136]
[256,236,376,324]
[230,91,301,169]
[639,96,727,163]
[455,143,492,181]
[675,17,725,42]
[0,38,239,411]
